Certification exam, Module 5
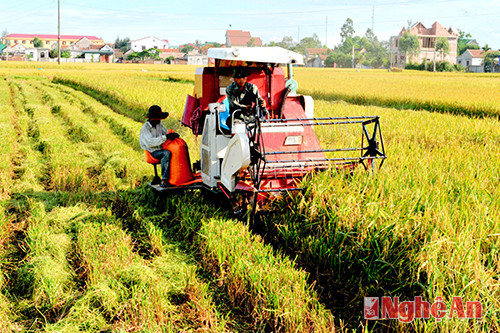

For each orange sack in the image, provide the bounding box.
[162,138,194,185]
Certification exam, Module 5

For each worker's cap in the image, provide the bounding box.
[144,105,169,119]
[232,67,250,78]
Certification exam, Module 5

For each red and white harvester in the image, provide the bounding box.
[149,47,386,216]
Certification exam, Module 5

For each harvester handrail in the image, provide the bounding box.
[257,187,303,193]
[264,148,364,155]
[266,156,386,164]
[261,118,378,127]
[262,116,379,122]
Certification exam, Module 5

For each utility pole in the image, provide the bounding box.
[325,16,328,48]
[433,41,436,72]
[297,26,300,43]
[352,45,354,68]
[372,6,374,32]
[58,0,61,64]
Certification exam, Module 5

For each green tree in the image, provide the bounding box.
[181,45,195,53]
[484,50,500,72]
[398,31,420,67]
[293,33,322,55]
[365,28,376,44]
[324,55,335,67]
[49,48,70,58]
[364,41,389,69]
[127,48,161,61]
[114,36,130,52]
[457,29,480,56]
[340,18,355,43]
[326,25,389,69]
[266,36,295,50]
[165,55,175,64]
[247,37,256,47]
[435,37,450,61]
[481,44,498,72]
[33,37,43,47]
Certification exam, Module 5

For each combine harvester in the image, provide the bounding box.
[149,47,386,217]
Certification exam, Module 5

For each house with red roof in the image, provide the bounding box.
[55,36,114,62]
[1,33,104,49]
[391,22,458,67]
[456,49,484,72]
[305,48,330,67]
[158,48,184,63]
[225,30,262,47]
[457,49,500,73]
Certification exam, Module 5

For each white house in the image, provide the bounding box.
[4,43,26,55]
[128,36,169,52]
[187,53,208,66]
[456,49,484,73]
[25,48,50,61]
[83,45,115,63]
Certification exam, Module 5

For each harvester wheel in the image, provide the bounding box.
[230,190,255,220]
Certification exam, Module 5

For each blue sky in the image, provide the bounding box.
[1,0,499,49]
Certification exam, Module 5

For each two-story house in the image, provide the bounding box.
[391,21,458,67]
[225,30,262,47]
[1,33,104,49]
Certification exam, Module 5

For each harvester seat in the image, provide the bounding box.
[144,150,161,185]
[217,96,231,131]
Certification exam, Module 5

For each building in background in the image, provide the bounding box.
[457,49,500,73]
[1,33,104,48]
[305,48,330,67]
[127,36,169,52]
[391,22,458,67]
[225,30,262,47]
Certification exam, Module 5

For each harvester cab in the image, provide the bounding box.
[152,47,386,216]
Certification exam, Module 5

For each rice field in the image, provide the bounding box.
[294,68,500,118]
[0,62,499,332]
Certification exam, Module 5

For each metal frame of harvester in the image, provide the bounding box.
[149,47,386,218]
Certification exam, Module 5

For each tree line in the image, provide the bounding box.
[264,18,389,68]
[264,18,496,71]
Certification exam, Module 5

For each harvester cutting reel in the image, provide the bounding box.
[235,114,387,215]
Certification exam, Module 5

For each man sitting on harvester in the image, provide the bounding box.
[225,67,267,127]
[140,105,179,187]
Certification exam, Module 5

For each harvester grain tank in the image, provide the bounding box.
[149,47,386,216]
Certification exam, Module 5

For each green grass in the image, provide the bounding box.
[117,188,337,332]
[5,79,46,194]
[0,79,16,200]
[198,216,335,332]
[0,204,16,331]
